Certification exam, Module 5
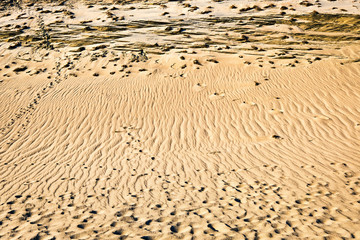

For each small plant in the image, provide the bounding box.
[36,16,53,50]
[130,49,148,63]
[1,0,22,10]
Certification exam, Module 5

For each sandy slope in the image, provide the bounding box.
[1,45,359,240]
[1,0,360,239]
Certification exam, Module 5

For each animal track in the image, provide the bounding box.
[0,54,75,152]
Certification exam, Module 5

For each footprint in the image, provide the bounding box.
[193,83,206,92]
[208,222,230,233]
[236,101,257,108]
[170,225,179,233]
[209,92,225,100]
[355,123,360,130]
[269,108,284,115]
[255,134,282,142]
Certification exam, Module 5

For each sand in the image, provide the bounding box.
[0,0,360,239]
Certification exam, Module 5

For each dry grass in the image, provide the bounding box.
[282,13,360,33]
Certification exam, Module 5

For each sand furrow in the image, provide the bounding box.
[1,1,360,238]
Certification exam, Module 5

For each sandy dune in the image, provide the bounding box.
[0,0,360,239]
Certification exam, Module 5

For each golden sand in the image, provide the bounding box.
[0,0,359,239]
